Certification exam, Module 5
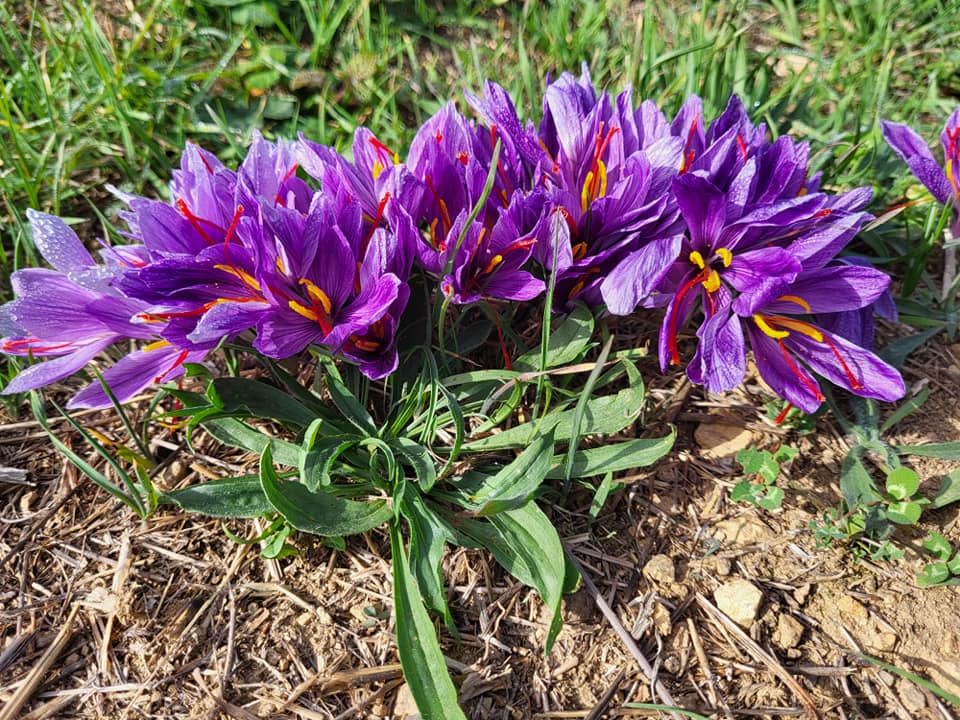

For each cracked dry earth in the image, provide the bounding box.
[0,339,958,719]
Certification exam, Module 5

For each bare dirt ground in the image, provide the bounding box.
[0,336,958,720]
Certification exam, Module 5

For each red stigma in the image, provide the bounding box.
[774,402,793,425]
[222,205,244,254]
[457,151,469,165]
[666,269,710,364]
[360,192,391,260]
[679,113,700,174]
[176,198,217,245]
[736,134,748,162]
[154,349,189,384]
[777,340,824,402]
[822,335,862,390]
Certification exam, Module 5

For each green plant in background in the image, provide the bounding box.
[917,528,960,587]
[731,445,798,510]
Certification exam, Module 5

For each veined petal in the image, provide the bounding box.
[882,120,952,204]
[187,299,270,345]
[761,265,890,315]
[747,324,824,413]
[693,308,747,393]
[2,339,111,396]
[673,174,726,250]
[26,210,96,271]
[601,235,683,315]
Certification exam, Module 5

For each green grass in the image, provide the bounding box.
[1,0,959,292]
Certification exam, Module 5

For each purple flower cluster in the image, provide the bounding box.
[1,68,905,414]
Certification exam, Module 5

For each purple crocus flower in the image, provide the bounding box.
[881,110,960,233]
[1,211,206,408]
[253,191,411,379]
[525,67,686,311]
[739,266,905,412]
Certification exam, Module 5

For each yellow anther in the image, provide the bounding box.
[702,269,721,293]
[689,250,706,269]
[717,247,733,267]
[483,254,503,274]
[596,159,608,198]
[771,317,823,341]
[353,338,380,352]
[144,339,171,352]
[372,160,385,180]
[580,170,596,212]
[754,314,790,339]
[214,264,262,293]
[776,295,811,313]
[572,242,588,261]
[275,256,285,274]
[288,299,320,322]
[298,279,333,315]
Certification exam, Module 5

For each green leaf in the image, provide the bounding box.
[464,384,643,452]
[514,302,594,371]
[323,368,377,436]
[400,491,454,626]
[261,524,298,559]
[544,430,676,479]
[839,449,883,511]
[210,377,316,429]
[878,327,941,368]
[203,417,300,467]
[759,486,785,510]
[389,523,466,720]
[886,500,923,525]
[948,553,960,576]
[736,447,779,484]
[259,447,391,537]
[731,480,763,506]
[160,476,273,518]
[588,472,619,520]
[917,562,951,587]
[885,467,919,500]
[461,430,555,516]
[923,531,953,561]
[896,442,960,460]
[563,334,613,481]
[879,385,930,435]
[484,501,566,653]
[393,436,438,493]
[772,445,799,464]
[932,469,960,509]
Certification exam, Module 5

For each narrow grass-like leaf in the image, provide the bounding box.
[896,442,960,460]
[857,653,960,707]
[260,446,391,536]
[400,490,454,627]
[210,377,317,429]
[390,522,466,720]
[203,417,300,467]
[932,469,960,510]
[880,385,929,435]
[458,429,555,516]
[564,334,613,483]
[545,430,676,479]
[323,367,378,436]
[513,303,594,371]
[160,476,273,518]
[839,449,883,510]
[392,436,438,492]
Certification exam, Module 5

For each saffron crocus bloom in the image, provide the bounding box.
[882,110,960,234]
[0,211,206,408]
[740,266,905,412]
[525,68,687,311]
[253,191,411,379]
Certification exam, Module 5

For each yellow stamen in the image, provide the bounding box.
[596,159,608,198]
[275,256,285,274]
[702,269,721,293]
[580,170,596,212]
[298,279,333,315]
[214,264,261,293]
[771,317,823,341]
[288,300,320,322]
[144,339,171,352]
[717,247,733,267]
[572,241,588,261]
[776,295,811,313]
[483,255,503,274]
[689,250,705,269]
[753,314,790,339]
[372,160,385,180]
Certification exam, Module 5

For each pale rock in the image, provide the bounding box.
[393,683,421,718]
[772,614,804,649]
[836,595,869,621]
[714,557,732,576]
[714,579,763,628]
[695,422,755,460]
[861,623,898,653]
[715,515,774,546]
[643,554,676,585]
[898,678,927,712]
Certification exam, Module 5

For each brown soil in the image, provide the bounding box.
[0,338,958,720]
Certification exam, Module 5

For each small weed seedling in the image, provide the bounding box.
[731,445,798,510]
[918,527,960,588]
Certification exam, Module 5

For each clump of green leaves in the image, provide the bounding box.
[731,445,798,510]
[918,530,960,587]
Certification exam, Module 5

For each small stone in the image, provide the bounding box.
[837,595,869,622]
[715,515,774,546]
[695,422,755,460]
[393,683,421,718]
[715,557,732,576]
[643,554,676,585]
[862,623,898,653]
[898,678,927,712]
[793,583,811,605]
[772,614,804,649]
[714,579,763,628]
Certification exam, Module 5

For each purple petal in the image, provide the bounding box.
[254,309,323,358]
[3,339,111,395]
[26,210,96,272]
[601,235,683,315]
[187,300,270,345]
[482,270,545,303]
[692,307,746,393]
[882,120,952,204]
[760,265,890,315]
[747,324,824,413]
[673,175,726,250]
